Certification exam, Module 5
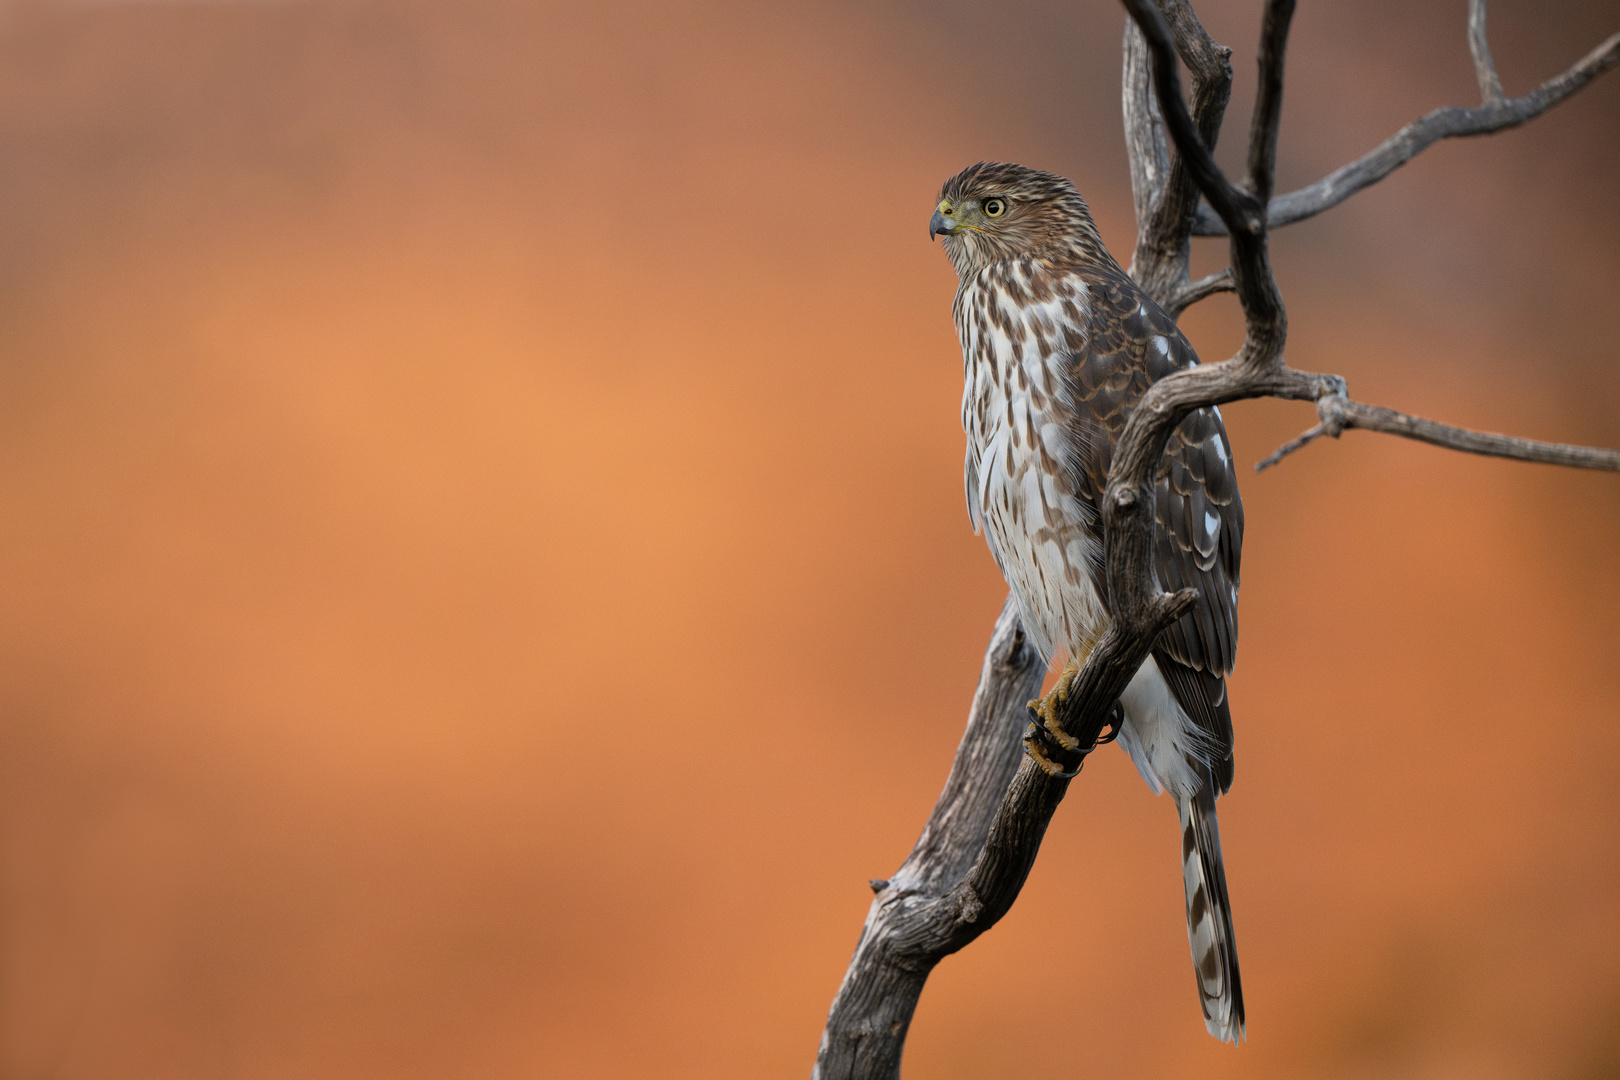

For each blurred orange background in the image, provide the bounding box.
[0,0,1616,1077]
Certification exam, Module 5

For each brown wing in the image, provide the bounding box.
[1063,263,1243,791]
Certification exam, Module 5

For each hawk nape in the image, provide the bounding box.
[932,161,1246,1043]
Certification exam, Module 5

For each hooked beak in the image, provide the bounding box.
[929,209,955,240]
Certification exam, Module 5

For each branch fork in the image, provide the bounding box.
[1254,390,1351,472]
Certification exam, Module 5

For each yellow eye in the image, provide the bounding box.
[983,198,1007,218]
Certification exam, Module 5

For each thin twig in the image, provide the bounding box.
[1253,421,1331,471]
[1469,0,1507,104]
[1194,29,1620,235]
[1257,394,1620,472]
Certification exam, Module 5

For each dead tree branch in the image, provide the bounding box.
[1125,0,1234,311]
[1192,21,1620,235]
[1257,395,1620,472]
[1468,0,1506,105]
[813,597,1047,1078]
[814,2,1618,1076]
[1168,267,1235,312]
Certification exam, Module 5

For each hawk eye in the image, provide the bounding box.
[983,198,1008,218]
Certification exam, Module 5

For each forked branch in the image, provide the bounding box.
[1130,0,1620,471]
[1193,18,1620,235]
[1256,396,1620,473]
[1124,0,1234,309]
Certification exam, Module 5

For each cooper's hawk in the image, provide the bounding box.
[931,161,1246,1042]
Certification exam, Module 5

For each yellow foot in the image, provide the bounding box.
[1027,657,1084,752]
[1022,730,1079,777]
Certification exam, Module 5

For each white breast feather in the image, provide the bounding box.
[958,264,1103,666]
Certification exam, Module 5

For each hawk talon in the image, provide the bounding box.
[1022,723,1082,779]
[1025,698,1082,753]
[1044,713,1081,752]
[1027,658,1084,751]
[1094,703,1125,746]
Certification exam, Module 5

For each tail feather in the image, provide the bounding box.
[1177,784,1245,1043]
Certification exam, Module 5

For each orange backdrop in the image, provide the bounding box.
[0,1,1617,1077]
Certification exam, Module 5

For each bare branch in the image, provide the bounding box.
[890,597,1045,892]
[1246,0,1295,202]
[1162,0,1233,154]
[1253,417,1334,471]
[1126,0,1233,309]
[1122,20,1170,234]
[814,597,1044,1079]
[1124,0,1291,353]
[1125,0,1256,236]
[1165,267,1234,316]
[1469,0,1507,104]
[1257,393,1620,472]
[1193,28,1620,235]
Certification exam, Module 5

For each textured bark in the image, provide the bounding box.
[813,597,1045,1080]
[814,3,1620,1076]
[1124,0,1233,313]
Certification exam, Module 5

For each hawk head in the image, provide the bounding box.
[930,162,1104,280]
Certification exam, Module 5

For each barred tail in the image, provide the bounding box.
[1177,783,1245,1042]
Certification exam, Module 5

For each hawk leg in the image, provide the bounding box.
[1028,656,1085,752]
[1023,648,1123,776]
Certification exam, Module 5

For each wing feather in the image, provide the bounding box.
[1061,263,1243,774]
